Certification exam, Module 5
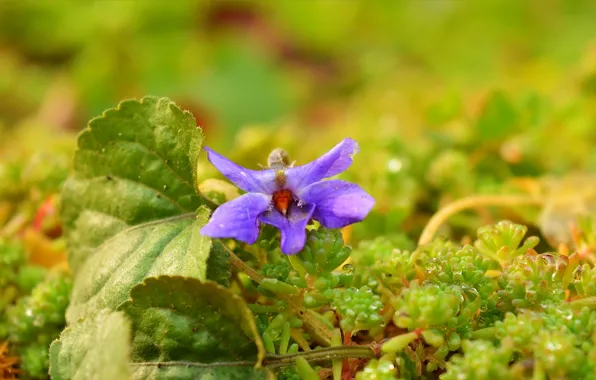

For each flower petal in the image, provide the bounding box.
[200,193,271,244]
[284,138,359,192]
[298,180,374,229]
[260,203,315,255]
[205,147,277,193]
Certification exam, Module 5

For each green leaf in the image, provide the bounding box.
[49,309,132,380]
[118,276,267,377]
[129,365,274,380]
[206,240,231,286]
[60,96,208,273]
[66,207,226,323]
[476,91,517,141]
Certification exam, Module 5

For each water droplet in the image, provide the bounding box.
[342,264,354,274]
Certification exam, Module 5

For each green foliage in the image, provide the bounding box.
[20,343,51,379]
[1,271,71,379]
[66,208,216,323]
[425,245,496,287]
[10,90,596,379]
[15,265,48,294]
[130,366,274,380]
[50,97,269,379]
[427,149,474,194]
[0,238,31,309]
[474,220,539,266]
[7,3,596,380]
[261,259,291,282]
[121,276,273,379]
[0,238,25,284]
[118,276,266,364]
[4,273,71,344]
[356,356,398,380]
[441,340,513,380]
[351,237,415,290]
[572,263,596,297]
[294,356,319,380]
[298,227,352,274]
[276,366,300,380]
[392,282,462,331]
[60,96,209,273]
[495,251,569,311]
[475,91,518,141]
[49,309,131,380]
[445,304,596,379]
[0,150,71,200]
[332,286,384,334]
[51,276,274,380]
[60,97,228,326]
[492,306,596,378]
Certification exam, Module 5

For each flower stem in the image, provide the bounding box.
[217,239,334,346]
[130,345,377,370]
[264,346,377,368]
[223,240,265,283]
[418,194,543,246]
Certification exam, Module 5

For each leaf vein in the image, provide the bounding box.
[112,139,195,192]
[85,175,189,213]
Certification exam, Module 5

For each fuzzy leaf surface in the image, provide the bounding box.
[49,309,132,380]
[61,96,206,273]
[66,208,224,323]
[129,365,274,380]
[119,276,267,378]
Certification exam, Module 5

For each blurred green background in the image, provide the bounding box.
[2,0,596,243]
[2,1,596,140]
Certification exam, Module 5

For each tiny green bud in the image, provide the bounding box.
[382,331,418,354]
[421,329,445,348]
[262,331,275,354]
[446,331,461,351]
[295,356,319,380]
[259,278,300,295]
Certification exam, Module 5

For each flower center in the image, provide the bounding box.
[272,189,293,216]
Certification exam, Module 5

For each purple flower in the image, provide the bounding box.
[200,138,375,255]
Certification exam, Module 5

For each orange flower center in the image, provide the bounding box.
[272,189,293,216]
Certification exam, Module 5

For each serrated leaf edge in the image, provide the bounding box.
[117,275,267,367]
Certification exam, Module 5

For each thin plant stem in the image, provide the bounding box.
[221,240,265,283]
[217,239,334,346]
[130,345,377,370]
[418,194,543,246]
